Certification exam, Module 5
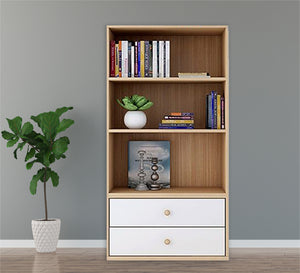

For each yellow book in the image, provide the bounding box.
[140,41,145,77]
[217,95,221,129]
[161,120,194,124]
[115,44,119,77]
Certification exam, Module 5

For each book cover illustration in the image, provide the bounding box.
[128,141,170,189]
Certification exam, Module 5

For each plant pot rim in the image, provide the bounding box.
[32,218,60,222]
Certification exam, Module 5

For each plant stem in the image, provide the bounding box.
[44,168,48,221]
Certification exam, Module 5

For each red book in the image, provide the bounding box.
[110,41,115,77]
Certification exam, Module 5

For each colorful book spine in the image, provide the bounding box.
[159,123,194,127]
[164,115,193,120]
[149,42,153,77]
[134,42,138,77]
[170,112,194,116]
[118,41,122,77]
[128,42,132,77]
[214,92,217,129]
[123,41,128,77]
[110,41,115,77]
[152,41,157,77]
[144,41,149,77]
[221,97,225,129]
[131,45,134,78]
[165,41,170,77]
[161,120,194,124]
[140,41,145,77]
[217,94,221,129]
[115,43,119,77]
[159,126,194,129]
[208,94,212,129]
[137,42,141,77]
[211,91,215,129]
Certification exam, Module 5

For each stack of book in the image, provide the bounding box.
[110,40,170,78]
[178,72,210,78]
[159,113,194,129]
[206,91,225,129]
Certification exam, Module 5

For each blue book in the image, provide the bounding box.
[159,126,194,129]
[211,91,215,129]
[137,42,141,77]
[208,94,212,129]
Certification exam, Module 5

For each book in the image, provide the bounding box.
[137,41,141,77]
[165,41,170,77]
[149,42,153,77]
[115,43,119,77]
[178,72,211,78]
[159,41,164,77]
[217,95,221,129]
[140,41,145,77]
[122,40,128,77]
[131,45,134,78]
[144,41,149,77]
[170,112,194,116]
[206,95,209,129]
[164,115,193,120]
[128,42,132,77]
[161,120,194,124]
[128,141,170,189]
[163,41,166,77]
[208,94,212,129]
[214,92,217,129]
[152,41,157,77]
[159,126,194,129]
[134,42,138,77]
[118,41,122,77]
[110,41,115,77]
[159,123,194,127]
[221,97,225,129]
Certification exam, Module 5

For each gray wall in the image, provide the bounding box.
[1,1,299,240]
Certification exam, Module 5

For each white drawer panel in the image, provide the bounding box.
[110,199,225,226]
[110,227,225,256]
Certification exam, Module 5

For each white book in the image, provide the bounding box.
[122,41,128,77]
[152,41,157,77]
[131,46,134,78]
[165,41,170,78]
[159,41,164,78]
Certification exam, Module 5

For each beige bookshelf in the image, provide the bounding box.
[106,25,229,261]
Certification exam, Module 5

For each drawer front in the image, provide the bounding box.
[110,199,225,226]
[110,227,225,256]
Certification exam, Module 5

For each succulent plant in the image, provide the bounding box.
[117,95,153,111]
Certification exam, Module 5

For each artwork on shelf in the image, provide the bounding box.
[128,141,170,190]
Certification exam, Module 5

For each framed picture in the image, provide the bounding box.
[128,141,170,189]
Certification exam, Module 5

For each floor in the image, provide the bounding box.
[1,248,299,273]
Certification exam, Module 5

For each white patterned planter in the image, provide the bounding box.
[32,219,61,253]
[124,111,147,129]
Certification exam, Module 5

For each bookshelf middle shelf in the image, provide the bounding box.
[109,81,226,130]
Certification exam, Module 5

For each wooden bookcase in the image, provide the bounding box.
[106,25,229,261]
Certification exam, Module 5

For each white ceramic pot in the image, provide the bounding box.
[32,218,61,253]
[124,111,147,129]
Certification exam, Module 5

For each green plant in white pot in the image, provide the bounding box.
[117,95,153,129]
[1,107,74,253]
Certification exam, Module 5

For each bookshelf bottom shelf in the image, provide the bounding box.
[108,187,226,198]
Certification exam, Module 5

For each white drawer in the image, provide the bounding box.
[110,199,225,226]
[110,227,225,256]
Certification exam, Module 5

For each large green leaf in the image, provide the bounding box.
[39,112,60,141]
[1,131,15,140]
[55,106,73,117]
[21,122,33,136]
[52,137,70,156]
[29,169,44,195]
[56,119,74,134]
[13,142,26,159]
[50,170,59,187]
[26,160,37,170]
[7,117,22,134]
[25,148,35,162]
[7,137,19,147]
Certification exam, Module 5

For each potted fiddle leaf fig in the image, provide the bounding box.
[1,107,74,253]
[117,94,153,129]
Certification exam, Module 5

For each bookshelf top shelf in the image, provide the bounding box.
[108,77,226,83]
[107,25,228,36]
[109,187,227,198]
[109,129,226,134]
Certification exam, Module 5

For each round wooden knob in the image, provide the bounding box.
[164,239,171,245]
[164,209,171,216]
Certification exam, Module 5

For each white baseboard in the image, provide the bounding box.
[1,240,299,248]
